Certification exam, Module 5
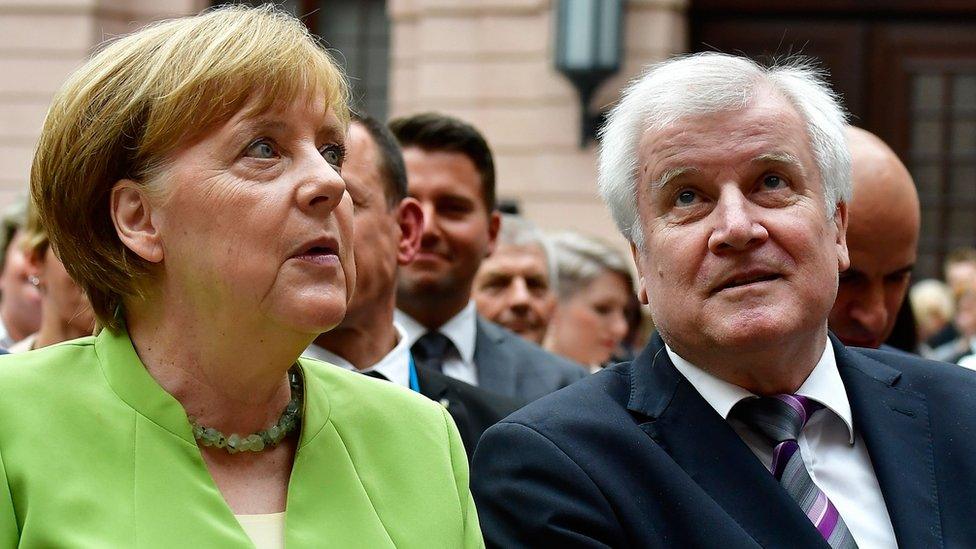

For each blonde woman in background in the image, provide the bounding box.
[7,203,94,352]
[0,6,481,547]
[544,232,634,371]
[910,278,955,357]
[0,199,41,349]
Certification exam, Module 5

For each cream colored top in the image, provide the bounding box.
[235,512,286,548]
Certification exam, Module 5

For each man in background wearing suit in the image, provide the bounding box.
[828,126,920,349]
[472,53,976,548]
[389,113,586,402]
[305,115,520,458]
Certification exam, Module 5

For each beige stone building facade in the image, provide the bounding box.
[0,0,206,204]
[0,0,686,251]
[388,0,686,246]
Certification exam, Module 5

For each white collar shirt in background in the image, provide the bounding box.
[302,322,412,389]
[396,301,479,386]
[666,340,897,549]
[0,320,14,350]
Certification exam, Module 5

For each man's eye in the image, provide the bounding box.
[675,190,698,206]
[761,175,786,190]
[244,140,277,159]
[320,144,344,169]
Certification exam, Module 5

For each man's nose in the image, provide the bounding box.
[418,202,441,242]
[508,278,532,307]
[849,283,888,337]
[707,187,769,253]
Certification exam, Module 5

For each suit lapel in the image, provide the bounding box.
[473,317,518,396]
[628,336,830,549]
[834,338,942,548]
[416,367,450,402]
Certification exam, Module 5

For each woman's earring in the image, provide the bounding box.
[28,275,40,287]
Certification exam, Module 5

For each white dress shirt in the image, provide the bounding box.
[956,353,976,372]
[666,341,898,549]
[0,320,15,350]
[395,301,479,386]
[302,323,412,389]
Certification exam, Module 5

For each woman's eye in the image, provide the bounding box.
[320,144,344,169]
[761,175,787,190]
[675,190,698,206]
[244,140,277,159]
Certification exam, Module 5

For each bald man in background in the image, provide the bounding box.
[828,126,920,349]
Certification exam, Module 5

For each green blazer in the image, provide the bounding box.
[0,327,483,547]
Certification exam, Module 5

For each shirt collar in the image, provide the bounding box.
[666,339,854,443]
[0,320,13,350]
[395,301,477,366]
[302,323,412,389]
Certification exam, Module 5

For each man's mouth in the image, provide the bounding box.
[713,271,782,293]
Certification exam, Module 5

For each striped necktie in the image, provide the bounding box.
[732,394,858,548]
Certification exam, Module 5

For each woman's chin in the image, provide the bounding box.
[274,302,347,338]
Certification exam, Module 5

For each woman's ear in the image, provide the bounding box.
[24,247,45,293]
[110,180,163,263]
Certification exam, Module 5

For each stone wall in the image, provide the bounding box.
[0,0,204,206]
[388,0,687,249]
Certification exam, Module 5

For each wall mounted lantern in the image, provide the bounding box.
[554,0,624,147]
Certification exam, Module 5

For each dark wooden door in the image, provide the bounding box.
[692,3,976,278]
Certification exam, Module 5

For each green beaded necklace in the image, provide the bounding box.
[189,367,303,454]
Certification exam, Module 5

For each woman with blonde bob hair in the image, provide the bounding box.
[0,6,481,547]
[543,232,635,371]
[6,202,95,352]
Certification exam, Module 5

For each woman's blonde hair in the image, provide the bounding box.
[20,199,49,260]
[548,232,633,300]
[30,5,350,330]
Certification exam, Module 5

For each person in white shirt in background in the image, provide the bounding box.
[389,112,586,402]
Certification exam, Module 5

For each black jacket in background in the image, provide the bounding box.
[416,367,523,461]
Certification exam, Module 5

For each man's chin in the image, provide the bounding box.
[834,333,882,349]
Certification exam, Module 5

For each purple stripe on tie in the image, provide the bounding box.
[808,491,828,524]
[770,440,797,478]
[816,500,841,539]
[775,394,808,425]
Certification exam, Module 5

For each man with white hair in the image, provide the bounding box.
[472,214,557,344]
[471,53,976,547]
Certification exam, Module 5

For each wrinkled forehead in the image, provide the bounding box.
[636,95,818,190]
[492,243,549,269]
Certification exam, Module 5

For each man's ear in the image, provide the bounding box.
[396,197,424,265]
[110,180,163,264]
[630,242,649,305]
[833,201,850,272]
[485,210,501,257]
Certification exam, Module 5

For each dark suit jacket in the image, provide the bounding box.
[416,367,523,461]
[474,316,587,402]
[471,333,976,548]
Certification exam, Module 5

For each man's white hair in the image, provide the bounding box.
[497,213,558,291]
[598,52,852,249]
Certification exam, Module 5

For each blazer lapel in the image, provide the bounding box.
[834,338,942,548]
[285,368,397,548]
[473,317,517,396]
[628,335,830,549]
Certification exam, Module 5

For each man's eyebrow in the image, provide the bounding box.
[887,265,915,277]
[651,166,699,191]
[752,152,806,177]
